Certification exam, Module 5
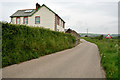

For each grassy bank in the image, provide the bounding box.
[2,23,76,67]
[0,23,1,52]
[82,37,118,79]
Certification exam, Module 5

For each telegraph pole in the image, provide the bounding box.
[87,28,88,36]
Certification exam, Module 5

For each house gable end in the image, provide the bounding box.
[31,5,55,17]
[30,4,55,17]
[30,4,65,23]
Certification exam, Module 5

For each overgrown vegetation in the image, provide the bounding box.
[0,23,1,50]
[82,37,118,79]
[2,22,76,67]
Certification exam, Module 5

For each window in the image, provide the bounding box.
[11,18,12,23]
[63,22,65,28]
[24,17,28,24]
[57,17,59,25]
[16,17,20,24]
[35,16,40,24]
[24,10,33,13]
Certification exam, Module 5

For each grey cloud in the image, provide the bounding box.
[0,0,118,34]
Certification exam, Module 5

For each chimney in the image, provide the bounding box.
[36,3,40,10]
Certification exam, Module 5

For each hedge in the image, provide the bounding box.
[2,23,76,67]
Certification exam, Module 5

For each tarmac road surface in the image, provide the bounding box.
[2,39,105,78]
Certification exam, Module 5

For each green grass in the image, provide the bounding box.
[82,37,118,79]
[2,22,76,67]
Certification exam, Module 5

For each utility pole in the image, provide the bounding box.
[87,28,88,36]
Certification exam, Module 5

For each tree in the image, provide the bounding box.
[85,35,88,37]
[98,35,104,40]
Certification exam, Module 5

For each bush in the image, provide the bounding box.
[91,35,104,40]
[99,35,104,40]
[85,35,88,37]
[2,23,76,67]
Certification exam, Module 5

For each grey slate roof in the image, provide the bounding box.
[10,9,36,17]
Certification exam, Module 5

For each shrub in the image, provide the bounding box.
[99,35,104,40]
[2,23,76,67]
[85,35,88,37]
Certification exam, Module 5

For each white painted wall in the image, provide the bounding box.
[20,17,23,24]
[56,18,65,32]
[11,17,23,24]
[28,6,55,31]
[57,25,65,32]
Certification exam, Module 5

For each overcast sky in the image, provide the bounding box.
[0,0,119,34]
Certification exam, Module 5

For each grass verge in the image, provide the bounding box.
[82,37,118,79]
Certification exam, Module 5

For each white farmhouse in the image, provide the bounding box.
[10,3,65,32]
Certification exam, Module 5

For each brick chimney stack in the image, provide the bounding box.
[36,3,40,10]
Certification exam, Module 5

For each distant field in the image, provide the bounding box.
[79,33,118,38]
[82,37,118,79]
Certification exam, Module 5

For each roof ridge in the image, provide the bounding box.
[42,4,56,14]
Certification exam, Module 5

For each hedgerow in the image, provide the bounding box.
[2,22,76,67]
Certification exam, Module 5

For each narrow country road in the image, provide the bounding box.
[2,39,105,78]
